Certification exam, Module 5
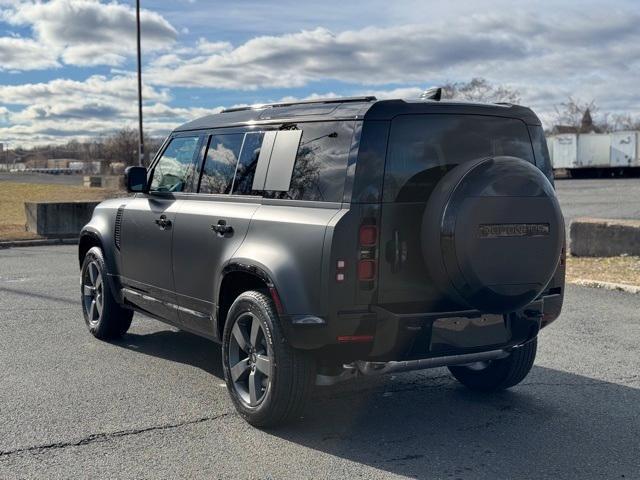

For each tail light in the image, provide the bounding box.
[358,260,376,281]
[358,221,378,285]
[359,225,377,246]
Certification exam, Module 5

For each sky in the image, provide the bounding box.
[0,0,639,147]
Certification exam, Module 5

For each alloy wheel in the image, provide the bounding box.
[82,261,104,325]
[228,312,272,407]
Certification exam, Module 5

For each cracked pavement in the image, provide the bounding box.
[1,245,639,479]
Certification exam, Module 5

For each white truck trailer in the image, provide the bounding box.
[548,131,639,177]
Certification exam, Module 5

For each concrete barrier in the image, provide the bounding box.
[570,217,640,257]
[25,201,99,236]
[83,175,123,189]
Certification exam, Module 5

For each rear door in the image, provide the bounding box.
[120,134,202,321]
[171,131,263,335]
[378,114,537,310]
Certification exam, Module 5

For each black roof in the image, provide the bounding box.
[174,96,541,132]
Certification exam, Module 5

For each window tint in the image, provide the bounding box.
[264,121,354,202]
[199,134,244,194]
[232,132,265,195]
[383,115,535,203]
[149,136,200,193]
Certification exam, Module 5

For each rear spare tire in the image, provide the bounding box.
[422,156,563,314]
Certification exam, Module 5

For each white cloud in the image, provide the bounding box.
[145,11,640,119]
[1,2,639,144]
[1,0,177,67]
[0,36,59,71]
[147,24,528,89]
[0,75,217,146]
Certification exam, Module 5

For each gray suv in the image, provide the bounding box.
[79,96,565,426]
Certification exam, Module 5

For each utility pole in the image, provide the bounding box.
[136,0,144,166]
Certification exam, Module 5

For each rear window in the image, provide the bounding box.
[383,115,535,203]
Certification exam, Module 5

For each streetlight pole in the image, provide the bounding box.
[136,0,144,166]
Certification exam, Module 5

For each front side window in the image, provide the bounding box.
[149,136,200,193]
[199,134,244,194]
[383,115,535,203]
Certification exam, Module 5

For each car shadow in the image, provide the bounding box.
[115,330,224,377]
[115,328,639,479]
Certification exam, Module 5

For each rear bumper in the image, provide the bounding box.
[282,294,562,363]
[363,301,542,362]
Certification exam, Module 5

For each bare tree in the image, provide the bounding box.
[104,128,139,166]
[552,97,598,131]
[607,113,640,132]
[441,78,521,104]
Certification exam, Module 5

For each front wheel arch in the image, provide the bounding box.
[78,231,103,269]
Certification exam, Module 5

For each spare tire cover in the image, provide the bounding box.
[421,156,564,314]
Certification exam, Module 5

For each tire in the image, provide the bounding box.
[448,338,537,391]
[80,246,133,340]
[222,290,315,427]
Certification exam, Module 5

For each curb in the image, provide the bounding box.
[0,238,78,249]
[569,278,640,294]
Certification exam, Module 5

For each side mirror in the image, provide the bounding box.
[125,166,147,193]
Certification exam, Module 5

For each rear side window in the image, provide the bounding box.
[383,115,535,203]
[232,132,265,195]
[264,121,354,202]
[149,136,200,193]
[199,134,244,194]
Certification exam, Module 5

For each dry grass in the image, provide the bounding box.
[0,181,121,240]
[566,255,640,287]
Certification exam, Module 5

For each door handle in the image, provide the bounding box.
[154,215,172,230]
[211,220,233,236]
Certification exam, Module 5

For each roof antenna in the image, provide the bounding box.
[420,87,442,101]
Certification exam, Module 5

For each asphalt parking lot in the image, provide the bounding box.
[555,177,640,228]
[1,245,639,479]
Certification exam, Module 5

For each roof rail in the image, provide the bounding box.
[221,96,377,113]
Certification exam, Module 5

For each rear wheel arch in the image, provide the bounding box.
[217,264,282,340]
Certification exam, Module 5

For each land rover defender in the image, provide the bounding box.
[79,95,565,426]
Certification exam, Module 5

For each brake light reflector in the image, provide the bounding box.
[358,259,376,281]
[268,287,284,314]
[337,335,374,343]
[359,225,377,246]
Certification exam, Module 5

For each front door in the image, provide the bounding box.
[119,134,202,321]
